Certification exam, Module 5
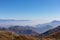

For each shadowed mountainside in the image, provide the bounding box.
[41,26,60,40]
[8,25,39,35]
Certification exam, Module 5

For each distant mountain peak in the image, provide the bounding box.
[51,20,60,23]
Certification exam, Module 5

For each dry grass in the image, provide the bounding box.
[0,30,40,40]
[0,30,60,40]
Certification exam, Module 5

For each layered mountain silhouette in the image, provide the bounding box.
[35,20,60,33]
[35,25,53,33]
[0,20,60,34]
[8,26,38,35]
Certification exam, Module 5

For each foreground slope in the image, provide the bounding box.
[0,30,40,40]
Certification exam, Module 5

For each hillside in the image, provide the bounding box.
[0,30,40,40]
[41,26,60,40]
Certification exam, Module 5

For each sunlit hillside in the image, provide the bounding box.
[0,30,41,40]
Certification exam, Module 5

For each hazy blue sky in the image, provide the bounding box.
[0,0,60,21]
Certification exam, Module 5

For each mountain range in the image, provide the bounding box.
[8,25,38,35]
[0,20,60,40]
[0,20,60,34]
[35,20,60,33]
[0,25,60,40]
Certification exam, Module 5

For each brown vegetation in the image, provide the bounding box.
[0,30,40,40]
